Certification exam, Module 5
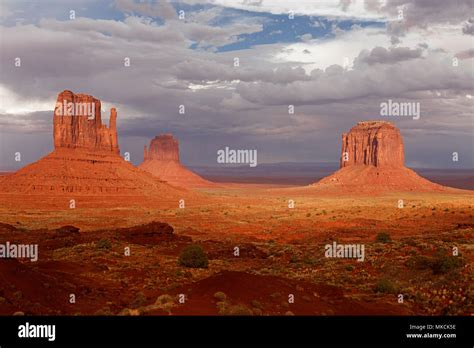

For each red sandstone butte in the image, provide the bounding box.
[140,134,215,188]
[144,134,180,162]
[340,121,404,168]
[0,91,184,197]
[54,90,119,153]
[313,121,449,193]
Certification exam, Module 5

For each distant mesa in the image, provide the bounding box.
[313,121,449,193]
[0,91,184,197]
[143,134,180,162]
[140,134,215,188]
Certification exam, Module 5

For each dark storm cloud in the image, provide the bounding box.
[236,50,473,106]
[462,18,474,35]
[0,111,51,133]
[372,0,474,43]
[355,46,423,65]
[172,59,309,83]
[0,0,472,169]
[377,0,474,27]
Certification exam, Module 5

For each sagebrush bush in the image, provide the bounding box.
[375,232,391,243]
[374,279,396,293]
[430,252,464,274]
[407,252,464,274]
[407,255,432,270]
[178,244,208,268]
[213,291,227,301]
[96,239,112,250]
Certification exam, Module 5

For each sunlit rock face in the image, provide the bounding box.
[340,121,404,169]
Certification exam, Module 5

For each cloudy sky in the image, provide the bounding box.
[0,0,473,170]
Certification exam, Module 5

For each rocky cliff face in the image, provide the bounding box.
[340,121,404,168]
[144,134,179,162]
[53,90,119,153]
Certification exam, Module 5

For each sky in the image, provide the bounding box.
[0,0,473,170]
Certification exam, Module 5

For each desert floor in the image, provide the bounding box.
[0,184,472,315]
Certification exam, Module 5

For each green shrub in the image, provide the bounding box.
[407,255,432,270]
[214,291,227,301]
[407,252,463,274]
[374,279,396,293]
[430,252,464,274]
[96,239,112,250]
[178,244,208,268]
[375,232,391,243]
[303,256,318,266]
[155,294,174,306]
[289,254,299,263]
